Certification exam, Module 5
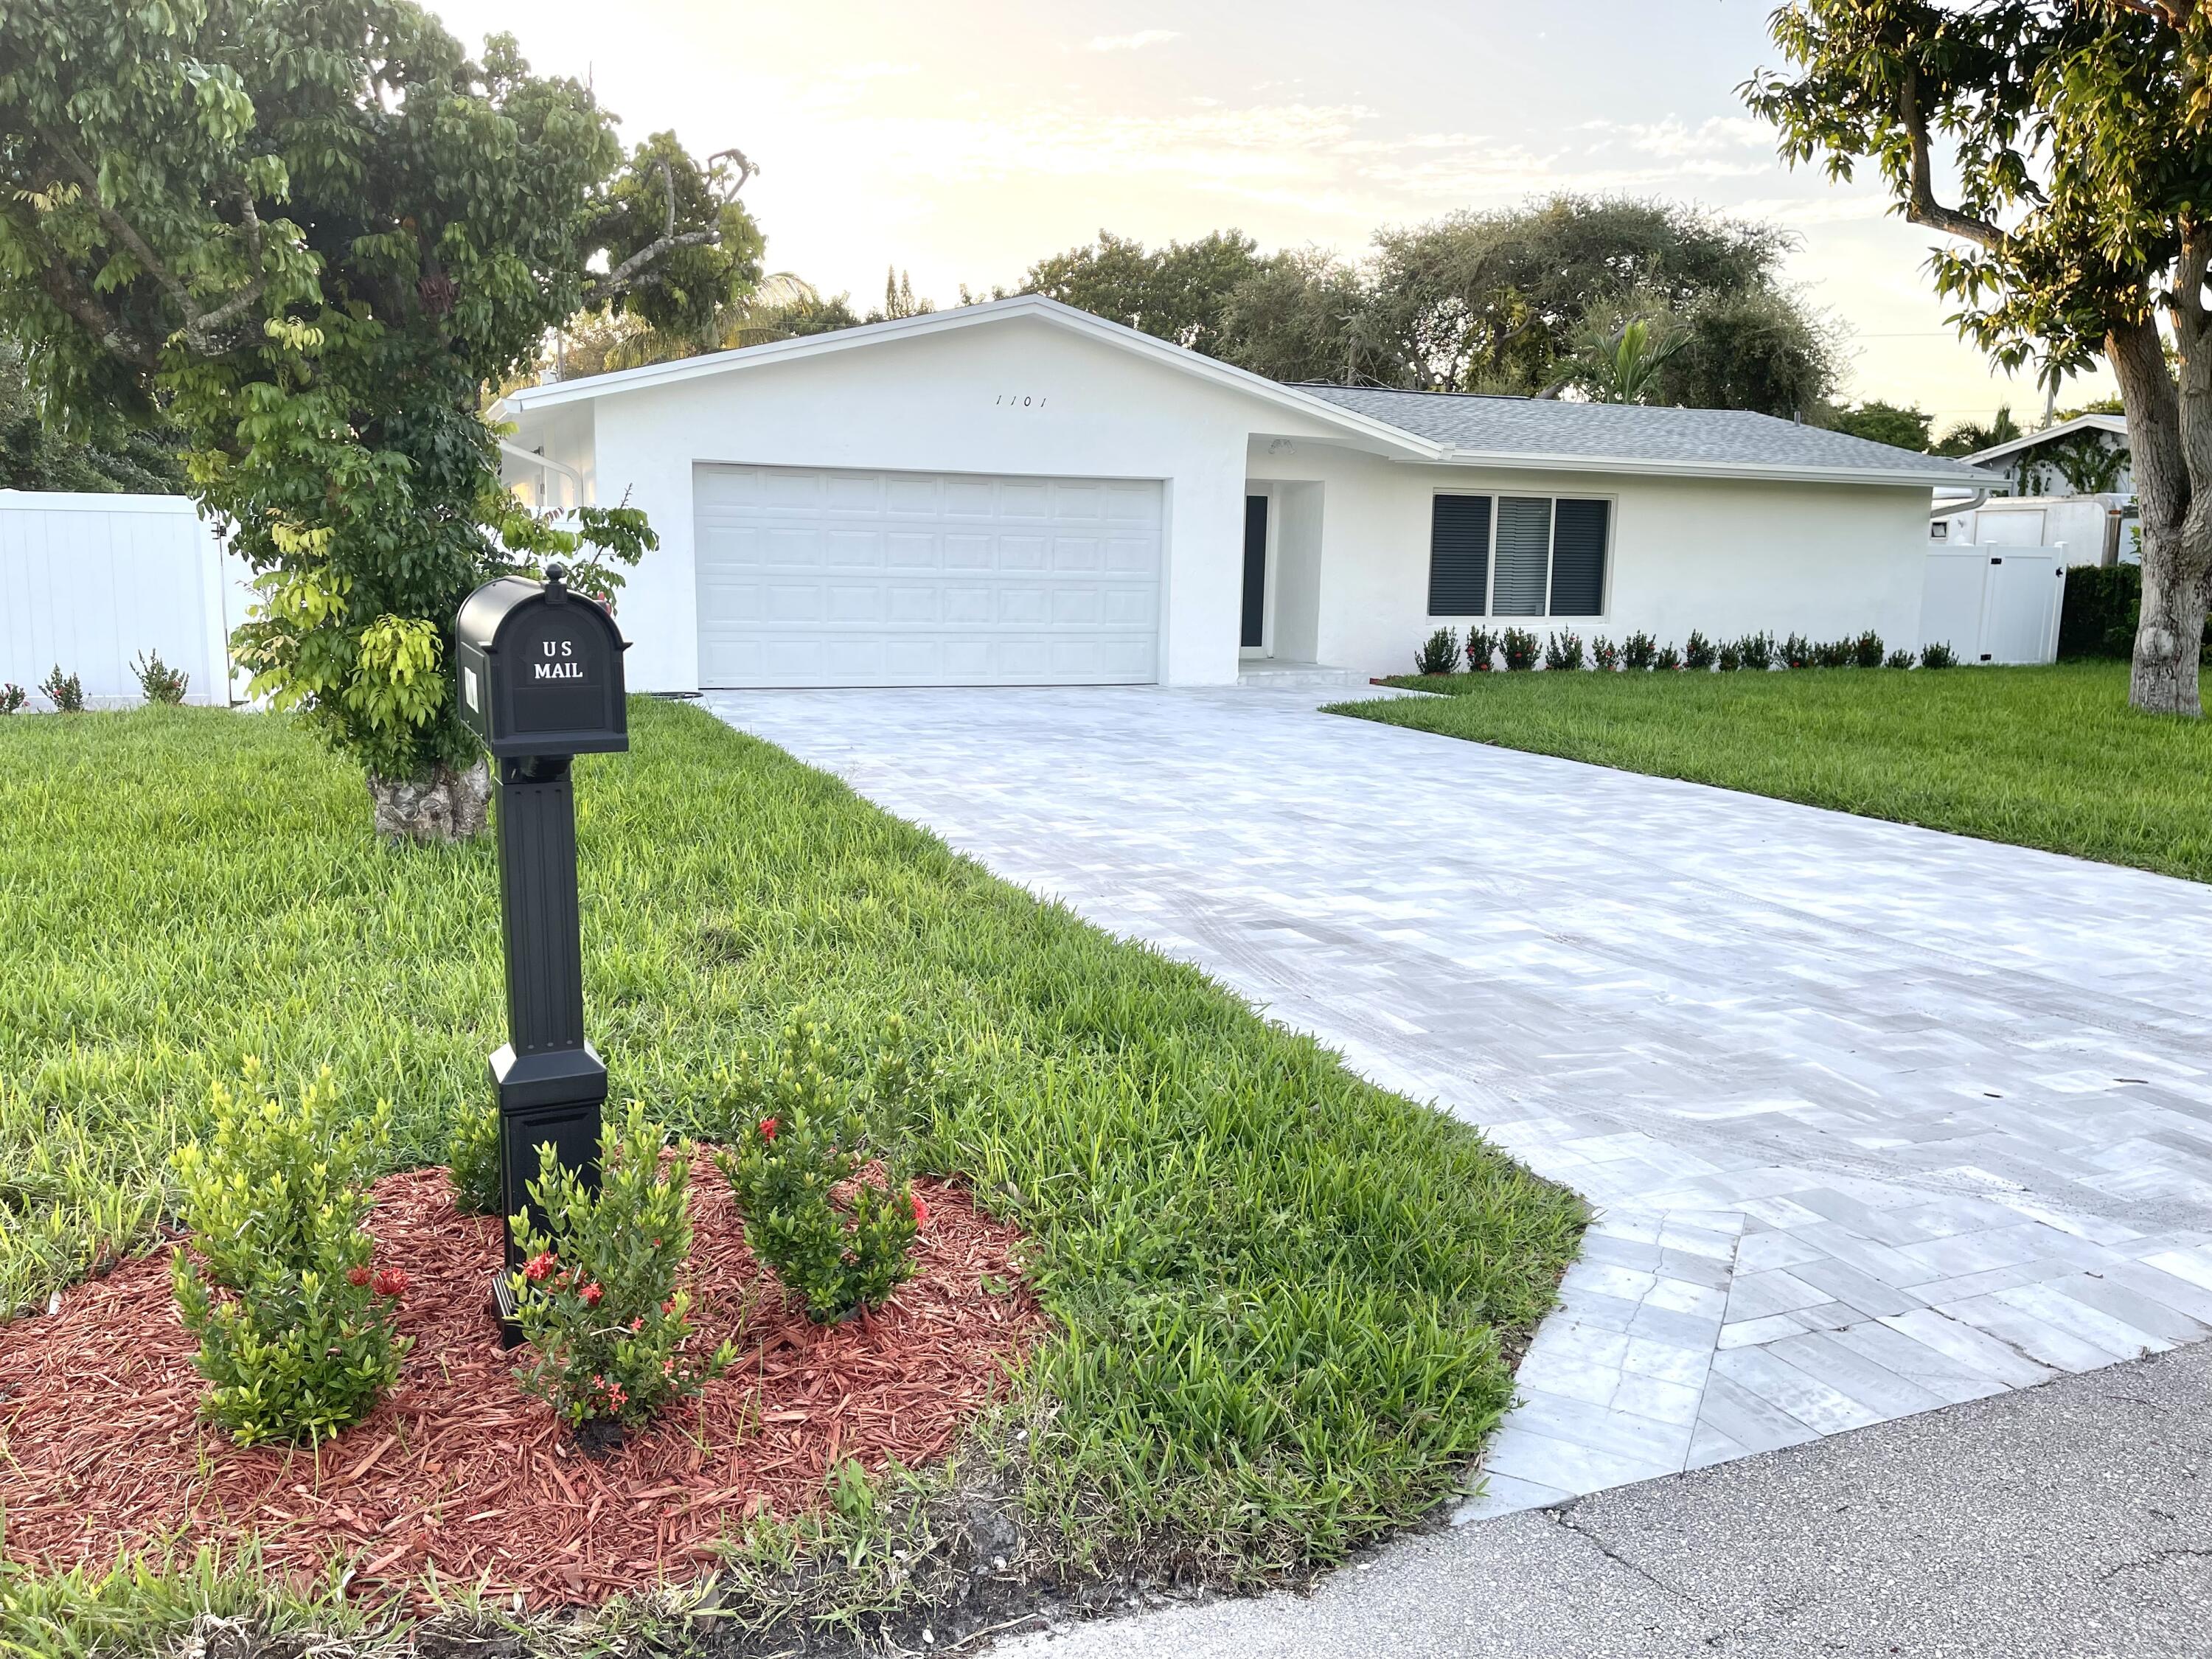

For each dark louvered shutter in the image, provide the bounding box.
[1549,498,1610,616]
[1427,495,1492,615]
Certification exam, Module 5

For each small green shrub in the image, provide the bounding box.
[1621,630,1658,670]
[1413,627,1458,677]
[132,650,189,705]
[1778,633,1812,669]
[1852,630,1885,669]
[712,1018,924,1324]
[1590,635,1620,671]
[1684,630,1717,670]
[1811,638,1852,669]
[1655,641,1683,670]
[448,1100,504,1217]
[2059,563,2142,658]
[1542,630,1585,671]
[1735,631,1774,670]
[170,1062,407,1446]
[1464,627,1499,672]
[38,665,83,712]
[509,1103,737,1434]
[0,684,24,714]
[1500,627,1540,671]
[1920,640,1959,669]
[1717,642,1743,672]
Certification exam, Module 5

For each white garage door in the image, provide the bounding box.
[693,465,1163,687]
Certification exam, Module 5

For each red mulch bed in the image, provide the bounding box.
[0,1157,1044,1607]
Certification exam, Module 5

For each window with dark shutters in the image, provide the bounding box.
[1548,498,1610,616]
[1427,494,1492,616]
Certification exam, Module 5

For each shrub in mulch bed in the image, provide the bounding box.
[0,1156,1042,1609]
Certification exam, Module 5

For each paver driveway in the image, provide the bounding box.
[705,685,2212,1514]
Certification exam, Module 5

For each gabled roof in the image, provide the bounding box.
[499,294,1991,488]
[1964,412,2129,468]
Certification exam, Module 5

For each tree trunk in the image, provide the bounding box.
[2111,316,2207,714]
[368,762,491,843]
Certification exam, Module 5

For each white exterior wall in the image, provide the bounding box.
[1245,442,1935,675]
[545,317,1346,692]
[0,491,247,706]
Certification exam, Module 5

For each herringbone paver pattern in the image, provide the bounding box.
[706,685,2212,1515]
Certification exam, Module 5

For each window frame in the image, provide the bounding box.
[1425,488,1616,622]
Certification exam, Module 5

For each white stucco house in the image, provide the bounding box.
[495,295,1991,691]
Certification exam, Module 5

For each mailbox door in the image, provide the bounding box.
[488,598,628,757]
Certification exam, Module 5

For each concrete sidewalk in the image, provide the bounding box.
[1000,1340,2212,1658]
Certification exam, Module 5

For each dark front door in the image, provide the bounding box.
[1241,494,1268,650]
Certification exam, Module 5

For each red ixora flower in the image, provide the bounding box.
[370,1267,408,1299]
[910,1193,930,1228]
[346,1265,373,1287]
[757,1116,779,1142]
[580,1281,604,1307]
[523,1251,557,1284]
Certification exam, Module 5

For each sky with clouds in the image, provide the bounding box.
[431,0,2115,425]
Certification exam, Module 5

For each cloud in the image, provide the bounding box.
[1086,29,1180,52]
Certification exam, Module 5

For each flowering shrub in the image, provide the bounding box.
[1541,630,1585,671]
[713,1018,925,1324]
[133,650,189,704]
[1464,627,1499,672]
[1812,636,1853,669]
[1655,641,1683,670]
[1778,633,1812,670]
[0,684,24,714]
[508,1104,736,1437]
[38,665,83,712]
[1413,627,1458,677]
[170,1062,407,1445]
[447,1100,504,1217]
[1853,630,1886,669]
[1620,630,1658,671]
[1717,642,1744,672]
[1684,631,1717,671]
[1499,627,1540,672]
[1735,631,1775,671]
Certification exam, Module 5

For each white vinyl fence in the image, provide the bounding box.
[0,490,251,706]
[1920,546,2066,666]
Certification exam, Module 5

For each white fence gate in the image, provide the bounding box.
[1920,547,2065,665]
[0,491,251,706]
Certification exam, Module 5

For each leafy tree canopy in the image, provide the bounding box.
[0,0,752,814]
[0,338,185,493]
[1745,0,2212,713]
[1823,398,1937,452]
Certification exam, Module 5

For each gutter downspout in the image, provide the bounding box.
[1932,488,1988,524]
[495,439,586,507]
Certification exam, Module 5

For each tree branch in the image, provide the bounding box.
[583,159,728,311]
[1897,66,2005,250]
[34,260,158,369]
[38,127,265,355]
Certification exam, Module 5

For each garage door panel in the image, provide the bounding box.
[695,465,1161,687]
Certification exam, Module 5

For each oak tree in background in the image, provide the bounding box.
[0,1,758,834]
[1746,0,2212,714]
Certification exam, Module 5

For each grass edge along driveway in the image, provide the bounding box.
[0,699,1582,1638]
[1337,661,2212,886]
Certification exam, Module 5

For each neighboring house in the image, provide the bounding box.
[495,296,1991,691]
[1937,415,2138,567]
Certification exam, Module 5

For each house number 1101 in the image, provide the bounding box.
[996,394,1046,408]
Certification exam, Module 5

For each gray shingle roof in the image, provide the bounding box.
[1296,384,1990,483]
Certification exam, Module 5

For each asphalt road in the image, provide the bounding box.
[998,1341,2212,1659]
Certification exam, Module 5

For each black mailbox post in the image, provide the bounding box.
[454,563,629,1343]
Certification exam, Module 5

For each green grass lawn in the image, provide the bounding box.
[0,700,1579,1625]
[1338,661,2212,883]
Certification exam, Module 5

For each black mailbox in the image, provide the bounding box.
[455,563,630,1346]
[454,569,629,758]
